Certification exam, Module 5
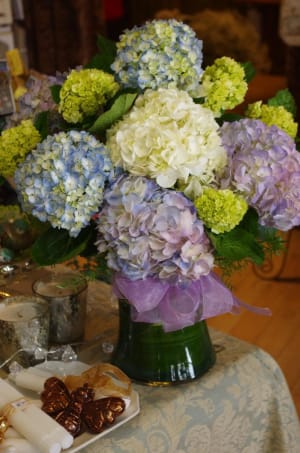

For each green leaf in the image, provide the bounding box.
[85,35,117,73]
[34,111,50,140]
[258,225,285,252]
[209,228,265,265]
[89,91,138,134]
[239,208,259,234]
[50,85,61,104]
[217,112,243,125]
[31,226,94,265]
[193,97,205,104]
[267,88,297,117]
[240,61,256,83]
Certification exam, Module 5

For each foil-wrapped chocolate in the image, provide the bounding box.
[71,383,94,405]
[54,383,95,437]
[55,400,84,438]
[40,377,126,437]
[41,377,71,415]
[82,397,126,434]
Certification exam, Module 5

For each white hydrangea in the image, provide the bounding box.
[106,88,227,189]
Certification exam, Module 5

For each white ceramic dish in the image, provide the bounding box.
[11,360,140,453]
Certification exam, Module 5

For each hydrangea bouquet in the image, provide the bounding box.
[1,19,300,332]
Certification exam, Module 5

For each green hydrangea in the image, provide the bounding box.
[201,56,247,115]
[0,119,41,177]
[58,69,119,124]
[194,188,248,234]
[245,101,298,138]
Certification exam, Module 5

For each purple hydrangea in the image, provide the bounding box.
[219,118,300,230]
[5,72,65,130]
[96,174,214,282]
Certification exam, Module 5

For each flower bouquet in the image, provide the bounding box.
[1,19,299,382]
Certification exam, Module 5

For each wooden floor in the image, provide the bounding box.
[207,228,300,417]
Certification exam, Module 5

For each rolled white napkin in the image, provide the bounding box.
[0,379,73,453]
[3,427,21,438]
[0,438,40,453]
[9,367,52,393]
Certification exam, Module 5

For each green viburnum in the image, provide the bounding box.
[200,56,247,115]
[58,68,119,124]
[194,187,248,234]
[245,101,298,138]
[0,119,41,177]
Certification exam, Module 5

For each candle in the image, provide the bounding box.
[33,272,87,344]
[0,379,73,453]
[0,302,42,322]
[0,296,49,369]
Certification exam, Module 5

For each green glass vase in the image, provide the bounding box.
[111,299,216,385]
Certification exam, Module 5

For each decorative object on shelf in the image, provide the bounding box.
[32,272,88,344]
[0,18,299,384]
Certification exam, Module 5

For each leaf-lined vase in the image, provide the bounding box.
[111,299,216,385]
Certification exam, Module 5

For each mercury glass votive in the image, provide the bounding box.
[0,295,50,368]
[32,272,88,345]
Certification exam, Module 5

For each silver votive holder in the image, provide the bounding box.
[32,272,88,345]
[0,295,50,368]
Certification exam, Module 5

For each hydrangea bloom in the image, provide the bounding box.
[106,88,227,189]
[200,56,247,115]
[14,130,114,237]
[0,120,41,177]
[219,119,300,230]
[111,19,203,95]
[194,188,247,234]
[58,69,119,123]
[245,101,298,138]
[4,73,64,129]
[96,174,214,282]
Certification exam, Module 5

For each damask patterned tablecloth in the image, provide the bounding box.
[81,280,300,453]
[2,269,300,452]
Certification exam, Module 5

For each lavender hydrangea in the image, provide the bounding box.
[14,130,114,237]
[111,19,203,95]
[96,174,214,282]
[5,72,65,130]
[219,118,300,230]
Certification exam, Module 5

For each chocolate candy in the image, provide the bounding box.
[82,397,126,434]
[70,383,94,405]
[41,377,71,415]
[41,377,125,437]
[55,400,83,438]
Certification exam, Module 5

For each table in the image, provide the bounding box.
[2,268,300,452]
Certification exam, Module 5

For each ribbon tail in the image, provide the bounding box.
[199,272,272,319]
[237,299,272,316]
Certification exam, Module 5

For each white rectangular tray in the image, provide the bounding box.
[11,360,140,453]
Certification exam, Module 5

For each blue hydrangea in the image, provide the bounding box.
[96,174,214,282]
[219,119,300,230]
[111,19,203,95]
[14,130,114,237]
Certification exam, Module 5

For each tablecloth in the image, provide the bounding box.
[2,268,300,452]
[79,279,300,453]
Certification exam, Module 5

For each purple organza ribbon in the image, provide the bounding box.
[113,272,271,332]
